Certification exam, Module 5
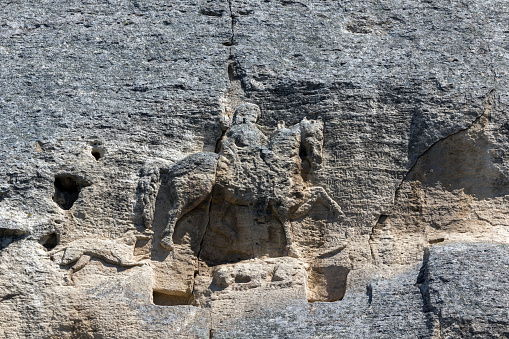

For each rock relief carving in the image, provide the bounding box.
[49,232,151,282]
[137,103,344,258]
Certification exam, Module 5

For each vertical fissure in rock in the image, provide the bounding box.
[196,196,214,262]
[366,283,373,305]
[369,214,388,264]
[222,0,247,117]
[416,249,433,313]
[227,0,235,49]
[225,0,236,81]
[0,190,7,202]
[214,128,227,153]
[416,248,441,336]
[191,195,215,301]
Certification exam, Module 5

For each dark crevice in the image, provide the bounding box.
[227,61,235,82]
[227,0,235,49]
[428,237,445,245]
[0,228,27,237]
[0,228,28,250]
[0,189,8,202]
[191,194,215,301]
[53,174,91,210]
[90,140,104,161]
[222,0,248,118]
[91,150,101,160]
[366,283,373,305]
[225,0,245,90]
[40,232,59,250]
[299,144,311,181]
[235,275,251,283]
[222,38,233,47]
[199,8,225,17]
[214,128,227,153]
[416,248,440,336]
[377,214,388,224]
[0,293,19,302]
[369,213,388,239]
[224,0,235,78]
[416,249,433,312]
[227,59,246,83]
[368,213,389,264]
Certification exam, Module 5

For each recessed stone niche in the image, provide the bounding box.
[52,174,91,210]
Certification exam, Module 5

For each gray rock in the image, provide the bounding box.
[422,243,509,338]
[0,0,508,337]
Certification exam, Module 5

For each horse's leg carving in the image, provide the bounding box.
[136,167,163,229]
[282,220,300,258]
[160,204,194,250]
[71,254,91,274]
[293,187,344,220]
[270,203,299,258]
[159,153,220,250]
[160,183,216,250]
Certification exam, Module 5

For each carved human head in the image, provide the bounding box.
[233,103,261,124]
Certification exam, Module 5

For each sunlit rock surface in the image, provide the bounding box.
[0,0,508,337]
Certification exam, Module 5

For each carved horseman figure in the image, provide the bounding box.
[137,103,344,257]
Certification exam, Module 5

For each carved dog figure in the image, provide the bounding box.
[137,103,343,256]
[49,232,150,281]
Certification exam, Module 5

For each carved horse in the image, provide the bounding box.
[136,104,343,256]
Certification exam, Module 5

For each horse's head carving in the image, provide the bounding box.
[299,117,324,173]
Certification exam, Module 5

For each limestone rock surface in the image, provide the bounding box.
[0,0,508,338]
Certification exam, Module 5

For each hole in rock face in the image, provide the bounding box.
[40,232,59,250]
[378,214,388,224]
[222,39,233,47]
[306,265,350,302]
[133,238,150,256]
[0,228,28,250]
[53,174,90,210]
[91,150,101,160]
[90,140,104,161]
[152,291,192,306]
[234,275,251,284]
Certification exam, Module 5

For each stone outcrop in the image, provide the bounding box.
[0,0,508,338]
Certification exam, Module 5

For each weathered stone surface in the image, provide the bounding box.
[0,0,508,337]
[420,243,509,339]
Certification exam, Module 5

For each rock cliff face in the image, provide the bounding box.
[0,0,508,338]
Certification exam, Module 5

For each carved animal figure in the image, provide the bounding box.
[137,103,344,256]
[49,232,150,281]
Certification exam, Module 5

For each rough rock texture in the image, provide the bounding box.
[0,0,508,338]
